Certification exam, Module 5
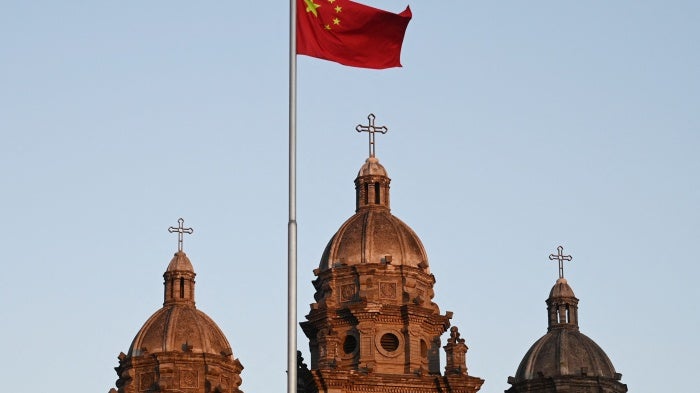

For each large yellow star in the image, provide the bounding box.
[304,0,321,17]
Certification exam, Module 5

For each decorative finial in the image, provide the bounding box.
[448,326,463,344]
[355,113,388,158]
[549,245,572,279]
[168,218,193,252]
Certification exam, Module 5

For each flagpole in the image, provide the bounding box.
[288,0,298,393]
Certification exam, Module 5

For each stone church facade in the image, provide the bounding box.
[109,117,627,393]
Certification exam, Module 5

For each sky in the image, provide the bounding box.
[1,1,698,393]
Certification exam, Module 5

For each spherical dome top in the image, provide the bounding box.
[166,250,194,272]
[514,328,617,381]
[128,304,233,357]
[357,156,388,177]
[549,277,576,298]
[319,209,429,272]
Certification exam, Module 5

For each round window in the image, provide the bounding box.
[380,333,399,352]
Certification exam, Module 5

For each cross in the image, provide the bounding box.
[549,245,572,279]
[168,218,193,252]
[355,113,388,158]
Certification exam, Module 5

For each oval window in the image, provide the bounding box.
[343,335,357,354]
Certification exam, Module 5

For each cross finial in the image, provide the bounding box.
[168,218,193,252]
[355,113,388,158]
[549,245,572,279]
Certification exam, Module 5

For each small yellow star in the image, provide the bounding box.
[325,24,331,30]
[327,0,336,3]
[335,6,342,13]
[333,17,340,25]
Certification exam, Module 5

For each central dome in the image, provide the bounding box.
[318,156,429,272]
[319,209,429,271]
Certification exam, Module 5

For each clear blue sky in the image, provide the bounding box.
[1,2,698,393]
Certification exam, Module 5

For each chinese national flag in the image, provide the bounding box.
[296,0,412,69]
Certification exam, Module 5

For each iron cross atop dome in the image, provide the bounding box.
[549,245,573,279]
[168,218,193,252]
[356,113,388,158]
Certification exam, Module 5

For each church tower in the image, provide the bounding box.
[505,246,627,393]
[299,115,484,393]
[110,219,244,393]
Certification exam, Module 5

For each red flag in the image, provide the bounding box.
[296,0,412,69]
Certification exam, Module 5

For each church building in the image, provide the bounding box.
[297,114,484,393]
[109,219,244,393]
[109,115,627,393]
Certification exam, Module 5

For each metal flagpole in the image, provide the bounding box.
[288,0,298,392]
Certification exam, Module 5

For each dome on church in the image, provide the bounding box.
[319,209,429,271]
[128,251,234,357]
[128,303,233,357]
[549,277,575,298]
[508,266,625,392]
[357,156,388,177]
[111,236,244,393]
[166,249,194,272]
[319,156,429,272]
[513,328,617,381]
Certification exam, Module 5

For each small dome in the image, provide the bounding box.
[128,305,234,357]
[549,277,576,298]
[129,249,233,358]
[166,250,194,272]
[514,328,617,381]
[357,156,388,177]
[319,209,429,271]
